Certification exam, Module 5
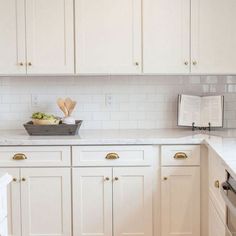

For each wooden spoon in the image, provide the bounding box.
[57,98,68,117]
[68,101,77,116]
[65,97,73,113]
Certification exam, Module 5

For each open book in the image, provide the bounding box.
[178,94,224,128]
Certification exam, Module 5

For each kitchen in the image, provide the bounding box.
[0,0,236,236]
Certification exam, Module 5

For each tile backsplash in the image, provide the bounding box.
[0,75,235,130]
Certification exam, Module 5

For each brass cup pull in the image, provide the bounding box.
[13,153,27,160]
[174,152,188,159]
[105,153,119,160]
[214,180,220,188]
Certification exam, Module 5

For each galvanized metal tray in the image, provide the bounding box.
[24,120,82,136]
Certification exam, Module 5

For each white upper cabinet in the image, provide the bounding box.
[0,0,26,75]
[143,0,191,74]
[75,0,142,74]
[25,0,74,74]
[191,0,236,74]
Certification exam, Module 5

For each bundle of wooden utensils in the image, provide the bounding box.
[57,97,77,124]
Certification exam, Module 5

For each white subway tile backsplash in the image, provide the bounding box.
[0,75,235,130]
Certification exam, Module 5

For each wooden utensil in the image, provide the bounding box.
[65,97,73,113]
[68,101,77,116]
[57,98,68,116]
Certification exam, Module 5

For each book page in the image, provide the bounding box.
[178,95,201,127]
[200,96,223,127]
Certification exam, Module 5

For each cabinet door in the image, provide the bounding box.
[143,0,190,74]
[113,167,152,236]
[0,168,21,236]
[20,168,71,236]
[161,167,200,236]
[0,0,26,75]
[75,0,142,74]
[191,0,236,74]
[209,198,226,236]
[73,168,112,236]
[25,0,74,74]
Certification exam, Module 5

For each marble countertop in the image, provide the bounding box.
[0,128,236,178]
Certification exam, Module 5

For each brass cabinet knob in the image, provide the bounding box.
[28,62,32,66]
[192,61,197,66]
[163,177,168,181]
[184,61,189,66]
[214,180,220,188]
[13,153,27,160]
[104,177,110,181]
[174,152,188,159]
[114,177,119,181]
[105,153,119,160]
[135,62,139,66]
[19,62,24,66]
[21,178,26,182]
[13,178,17,182]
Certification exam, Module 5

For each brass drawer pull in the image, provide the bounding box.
[13,153,27,160]
[105,153,119,160]
[174,152,188,159]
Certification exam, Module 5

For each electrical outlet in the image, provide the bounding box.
[105,94,113,107]
[31,95,39,107]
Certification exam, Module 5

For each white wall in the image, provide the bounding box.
[0,75,235,130]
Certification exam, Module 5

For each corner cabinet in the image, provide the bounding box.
[0,0,74,76]
[75,0,142,74]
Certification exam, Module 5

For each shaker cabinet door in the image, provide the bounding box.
[75,0,142,74]
[113,167,153,236]
[0,0,26,75]
[20,168,71,236]
[25,0,74,74]
[161,167,200,236]
[143,0,191,74]
[191,0,236,74]
[73,168,113,236]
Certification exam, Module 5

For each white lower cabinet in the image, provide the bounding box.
[161,167,200,236]
[2,167,71,236]
[73,167,153,236]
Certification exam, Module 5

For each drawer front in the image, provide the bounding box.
[0,146,71,167]
[161,145,200,166]
[72,146,153,166]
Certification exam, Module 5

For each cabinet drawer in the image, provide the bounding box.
[161,145,200,166]
[72,146,153,166]
[0,146,71,167]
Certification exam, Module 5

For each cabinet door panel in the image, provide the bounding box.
[113,167,152,236]
[21,168,71,236]
[0,168,21,236]
[0,0,26,75]
[143,0,190,74]
[26,0,74,74]
[73,168,112,236]
[161,167,200,236]
[75,0,142,74]
[191,0,236,74]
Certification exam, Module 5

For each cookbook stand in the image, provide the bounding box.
[192,122,211,132]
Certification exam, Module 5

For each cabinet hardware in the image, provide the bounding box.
[105,153,119,160]
[13,153,27,160]
[114,177,119,181]
[19,62,24,66]
[28,62,32,66]
[173,152,188,159]
[135,62,139,66]
[104,177,110,181]
[163,177,168,181]
[192,61,197,66]
[13,178,17,182]
[21,178,26,182]
[184,61,189,66]
[214,180,220,188]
